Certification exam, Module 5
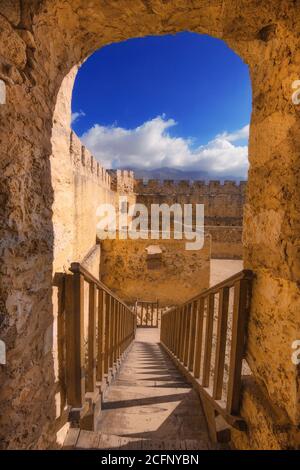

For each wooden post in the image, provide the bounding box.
[114,301,119,362]
[213,287,230,400]
[96,289,105,382]
[141,302,144,326]
[179,306,186,362]
[183,304,191,366]
[65,273,85,408]
[109,297,115,368]
[116,302,121,360]
[86,282,97,392]
[188,301,197,372]
[104,292,110,374]
[174,308,180,356]
[202,293,215,387]
[121,305,125,353]
[194,298,205,379]
[227,279,249,414]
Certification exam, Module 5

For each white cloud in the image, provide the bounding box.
[81,116,249,178]
[216,124,249,143]
[71,110,86,124]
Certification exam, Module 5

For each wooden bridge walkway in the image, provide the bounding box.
[63,265,253,451]
[65,328,221,450]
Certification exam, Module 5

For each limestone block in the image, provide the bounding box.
[0,0,21,26]
[0,15,26,69]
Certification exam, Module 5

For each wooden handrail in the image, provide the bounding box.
[160,269,253,429]
[70,262,130,309]
[162,270,253,317]
[65,262,136,412]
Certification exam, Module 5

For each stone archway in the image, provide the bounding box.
[0,0,299,449]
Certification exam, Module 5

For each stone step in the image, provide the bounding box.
[63,429,216,450]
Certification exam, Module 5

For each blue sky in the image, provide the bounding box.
[72,32,251,178]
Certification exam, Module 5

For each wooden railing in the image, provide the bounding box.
[135,299,160,327]
[160,270,253,429]
[65,262,136,411]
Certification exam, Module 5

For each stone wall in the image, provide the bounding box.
[135,179,245,258]
[50,70,116,447]
[50,66,115,276]
[100,235,211,306]
[135,179,245,226]
[109,169,135,194]
[207,226,243,259]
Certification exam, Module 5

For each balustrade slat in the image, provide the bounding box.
[213,287,230,400]
[141,303,144,326]
[194,298,205,379]
[175,308,181,356]
[227,279,249,414]
[104,292,110,374]
[65,272,85,407]
[178,306,185,361]
[188,301,197,372]
[202,293,215,387]
[109,297,115,368]
[96,289,105,382]
[86,282,97,392]
[117,302,121,359]
[183,304,192,366]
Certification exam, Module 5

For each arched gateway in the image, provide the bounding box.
[0,0,299,450]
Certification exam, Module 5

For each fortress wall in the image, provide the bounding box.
[100,235,211,306]
[134,181,245,258]
[134,180,245,225]
[48,68,117,447]
[109,169,135,193]
[134,178,247,196]
[207,226,243,259]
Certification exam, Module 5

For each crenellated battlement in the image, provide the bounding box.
[70,131,111,188]
[134,178,247,195]
[108,168,135,193]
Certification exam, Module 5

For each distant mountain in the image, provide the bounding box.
[119,167,246,182]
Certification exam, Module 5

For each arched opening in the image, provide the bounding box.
[68,32,251,296]
[0,1,299,450]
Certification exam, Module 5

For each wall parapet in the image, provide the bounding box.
[134,178,247,195]
[70,131,111,188]
[108,169,135,193]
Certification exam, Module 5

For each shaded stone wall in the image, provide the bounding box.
[100,235,211,306]
[208,226,243,259]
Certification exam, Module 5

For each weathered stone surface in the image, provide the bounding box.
[232,377,300,450]
[135,179,245,258]
[0,15,26,69]
[0,0,21,26]
[100,236,211,306]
